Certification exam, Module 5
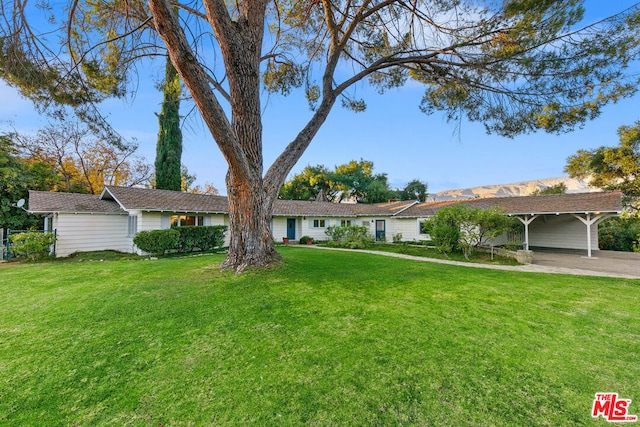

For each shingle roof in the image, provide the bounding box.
[396,191,624,217]
[28,190,125,214]
[273,199,391,217]
[102,186,229,213]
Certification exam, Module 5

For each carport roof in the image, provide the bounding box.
[394,191,624,217]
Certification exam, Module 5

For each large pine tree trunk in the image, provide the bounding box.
[220,172,280,272]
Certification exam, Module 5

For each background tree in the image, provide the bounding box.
[188,183,220,196]
[400,180,429,202]
[0,134,58,231]
[278,165,333,201]
[566,121,640,211]
[332,160,396,203]
[279,160,398,203]
[155,57,183,191]
[4,1,640,270]
[531,183,567,196]
[12,122,152,194]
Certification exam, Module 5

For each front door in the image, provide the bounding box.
[375,220,386,241]
[287,218,296,240]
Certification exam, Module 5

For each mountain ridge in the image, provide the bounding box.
[430,177,594,202]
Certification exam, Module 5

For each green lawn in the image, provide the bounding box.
[1,247,639,426]
[366,243,521,265]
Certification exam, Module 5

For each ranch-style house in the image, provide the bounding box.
[27,186,623,258]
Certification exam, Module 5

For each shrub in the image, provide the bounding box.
[423,220,459,256]
[173,226,227,252]
[325,225,375,249]
[9,232,56,260]
[133,229,180,256]
[422,205,515,259]
[299,235,313,244]
[598,217,640,252]
[392,232,403,243]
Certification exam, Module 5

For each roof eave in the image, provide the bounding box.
[507,210,622,216]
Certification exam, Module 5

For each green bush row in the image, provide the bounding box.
[133,226,227,256]
[173,225,227,253]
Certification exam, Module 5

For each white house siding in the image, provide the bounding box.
[272,217,288,242]
[387,218,431,242]
[299,218,332,241]
[139,211,161,232]
[54,213,130,257]
[529,215,598,250]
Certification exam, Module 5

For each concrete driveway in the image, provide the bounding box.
[530,248,640,279]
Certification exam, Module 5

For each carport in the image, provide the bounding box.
[515,211,617,257]
[460,191,624,257]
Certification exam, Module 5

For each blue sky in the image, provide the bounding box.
[1,1,639,195]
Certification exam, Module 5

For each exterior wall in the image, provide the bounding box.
[139,211,161,232]
[387,218,431,242]
[53,213,131,257]
[529,214,598,250]
[272,217,288,242]
[275,216,386,242]
[50,209,601,256]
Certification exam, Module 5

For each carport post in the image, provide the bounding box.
[516,214,539,251]
[570,213,617,258]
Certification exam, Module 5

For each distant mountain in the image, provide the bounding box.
[430,177,594,202]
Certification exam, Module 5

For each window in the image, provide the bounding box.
[128,215,138,237]
[340,219,352,227]
[418,219,429,235]
[312,219,326,228]
[44,216,53,232]
[170,215,204,227]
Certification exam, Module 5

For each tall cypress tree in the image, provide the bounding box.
[155,56,182,191]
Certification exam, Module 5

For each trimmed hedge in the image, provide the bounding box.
[134,226,227,256]
[133,229,180,256]
[173,225,227,252]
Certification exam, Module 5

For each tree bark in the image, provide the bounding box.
[220,170,280,271]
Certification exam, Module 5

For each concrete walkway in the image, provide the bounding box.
[307,246,640,280]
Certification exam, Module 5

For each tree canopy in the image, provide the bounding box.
[279,160,428,203]
[566,121,640,212]
[3,0,640,270]
[531,183,567,196]
[0,134,57,230]
[10,122,152,194]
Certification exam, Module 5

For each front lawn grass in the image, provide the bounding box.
[1,247,638,426]
[368,243,521,265]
